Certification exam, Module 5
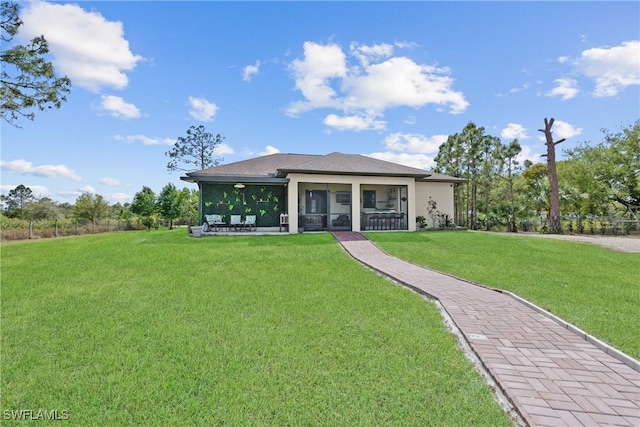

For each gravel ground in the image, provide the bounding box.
[517,232,640,253]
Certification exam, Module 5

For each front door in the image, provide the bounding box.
[303,190,327,230]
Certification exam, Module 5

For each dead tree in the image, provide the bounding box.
[538,118,565,233]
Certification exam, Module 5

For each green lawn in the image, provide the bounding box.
[366,230,640,360]
[1,230,512,426]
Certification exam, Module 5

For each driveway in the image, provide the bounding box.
[515,233,640,253]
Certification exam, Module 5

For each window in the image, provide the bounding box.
[336,193,350,204]
[363,190,376,208]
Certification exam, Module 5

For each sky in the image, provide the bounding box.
[1,1,639,205]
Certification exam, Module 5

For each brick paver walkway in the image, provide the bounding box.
[333,233,640,427]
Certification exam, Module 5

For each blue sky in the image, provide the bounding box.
[2,1,639,204]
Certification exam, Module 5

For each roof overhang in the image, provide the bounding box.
[277,169,431,179]
[416,177,467,183]
[181,175,289,185]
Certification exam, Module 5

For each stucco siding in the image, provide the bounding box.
[415,182,455,228]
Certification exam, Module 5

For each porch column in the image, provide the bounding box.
[287,180,299,233]
[198,183,203,226]
[407,180,417,231]
[351,182,361,231]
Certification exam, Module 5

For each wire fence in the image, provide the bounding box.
[0,218,189,241]
[517,217,640,236]
[2,216,638,241]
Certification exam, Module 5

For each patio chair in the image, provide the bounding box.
[204,214,226,232]
[229,215,242,232]
[244,215,257,232]
[332,214,350,227]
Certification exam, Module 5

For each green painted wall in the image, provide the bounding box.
[201,184,286,227]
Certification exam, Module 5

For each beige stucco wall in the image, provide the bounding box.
[415,181,455,228]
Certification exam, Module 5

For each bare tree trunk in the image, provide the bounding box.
[508,169,517,232]
[539,118,565,234]
[471,180,478,230]
[484,182,490,231]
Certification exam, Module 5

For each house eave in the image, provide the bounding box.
[181,175,289,185]
[277,169,431,179]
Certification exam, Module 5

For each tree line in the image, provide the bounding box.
[1,183,199,233]
[434,119,639,233]
[3,119,638,237]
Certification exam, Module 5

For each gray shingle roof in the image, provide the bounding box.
[183,152,463,182]
[275,152,430,177]
[186,153,317,178]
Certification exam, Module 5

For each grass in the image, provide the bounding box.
[1,230,512,426]
[366,230,640,360]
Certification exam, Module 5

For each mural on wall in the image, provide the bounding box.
[201,184,285,227]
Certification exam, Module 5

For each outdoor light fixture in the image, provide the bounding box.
[234,183,245,189]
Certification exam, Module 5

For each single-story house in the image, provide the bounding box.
[181,152,465,233]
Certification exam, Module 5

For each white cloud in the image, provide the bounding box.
[188,97,219,122]
[258,145,280,156]
[517,144,544,165]
[404,115,416,125]
[107,192,133,203]
[393,41,419,50]
[496,83,531,97]
[367,152,434,170]
[383,132,447,154]
[344,57,468,113]
[80,185,96,194]
[350,42,394,66]
[19,0,143,91]
[551,120,583,139]
[115,134,175,146]
[545,78,579,100]
[214,144,235,156]
[98,95,141,119]
[538,120,583,141]
[286,42,347,115]
[99,177,123,186]
[323,113,386,131]
[286,41,468,122]
[0,159,82,181]
[501,123,529,140]
[243,60,260,82]
[575,40,640,97]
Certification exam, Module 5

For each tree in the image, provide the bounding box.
[479,136,502,231]
[435,122,497,230]
[565,120,640,217]
[499,140,522,232]
[522,163,550,223]
[26,197,62,221]
[1,1,71,126]
[166,125,224,173]
[434,132,465,226]
[157,183,186,229]
[130,186,158,230]
[1,184,34,218]
[72,192,110,227]
[183,188,199,226]
[538,118,565,233]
